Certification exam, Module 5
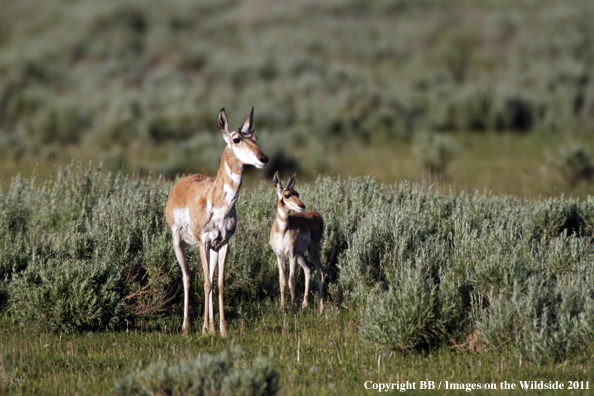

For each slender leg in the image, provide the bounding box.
[297,255,312,310]
[208,248,218,334]
[171,227,190,335]
[309,245,325,313]
[288,256,298,312]
[199,242,212,334]
[276,254,287,310]
[217,244,229,338]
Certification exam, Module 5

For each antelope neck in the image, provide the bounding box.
[275,201,290,226]
[208,148,244,209]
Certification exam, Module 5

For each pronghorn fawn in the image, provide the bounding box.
[269,172,325,313]
[166,107,268,337]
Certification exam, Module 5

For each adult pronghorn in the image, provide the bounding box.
[269,172,325,313]
[166,107,268,337]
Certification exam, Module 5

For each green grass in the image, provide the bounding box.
[2,306,592,396]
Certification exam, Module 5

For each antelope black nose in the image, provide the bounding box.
[261,155,269,165]
[299,204,305,209]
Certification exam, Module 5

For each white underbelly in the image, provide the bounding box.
[271,231,311,257]
[173,205,237,250]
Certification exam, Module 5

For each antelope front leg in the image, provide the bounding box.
[316,267,325,313]
[199,243,215,335]
[297,255,312,311]
[171,227,191,335]
[288,256,297,312]
[207,248,218,334]
[217,244,229,338]
[309,247,325,313]
[276,254,287,310]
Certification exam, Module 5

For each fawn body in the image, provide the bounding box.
[269,172,325,312]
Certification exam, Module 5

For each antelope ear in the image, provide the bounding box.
[240,107,254,134]
[286,173,297,190]
[218,108,231,140]
[273,171,283,198]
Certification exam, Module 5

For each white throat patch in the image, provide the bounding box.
[206,199,227,222]
[224,183,240,206]
[277,207,288,220]
[224,162,242,185]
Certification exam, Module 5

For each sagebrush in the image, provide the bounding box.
[113,344,279,396]
[2,163,594,363]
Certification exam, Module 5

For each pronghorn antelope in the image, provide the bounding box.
[269,172,325,313]
[166,107,268,337]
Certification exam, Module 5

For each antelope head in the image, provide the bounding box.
[218,107,269,168]
[273,171,306,213]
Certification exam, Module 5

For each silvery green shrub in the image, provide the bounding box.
[113,345,279,396]
[0,162,178,329]
[4,162,594,358]
[547,143,593,185]
[531,198,584,238]
[577,297,594,344]
[8,257,126,333]
[412,132,461,174]
[359,264,454,351]
[475,271,594,364]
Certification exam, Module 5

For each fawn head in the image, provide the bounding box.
[273,171,305,212]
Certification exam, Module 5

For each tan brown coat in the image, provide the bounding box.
[269,172,325,312]
[166,108,268,337]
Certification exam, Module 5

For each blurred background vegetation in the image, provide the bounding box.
[1,0,594,197]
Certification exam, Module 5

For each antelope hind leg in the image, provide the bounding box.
[217,244,229,338]
[171,227,191,335]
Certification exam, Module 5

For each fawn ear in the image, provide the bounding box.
[286,173,297,190]
[218,108,231,142]
[240,107,254,134]
[273,171,283,198]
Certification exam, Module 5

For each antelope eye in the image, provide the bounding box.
[284,194,290,199]
[233,138,241,144]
